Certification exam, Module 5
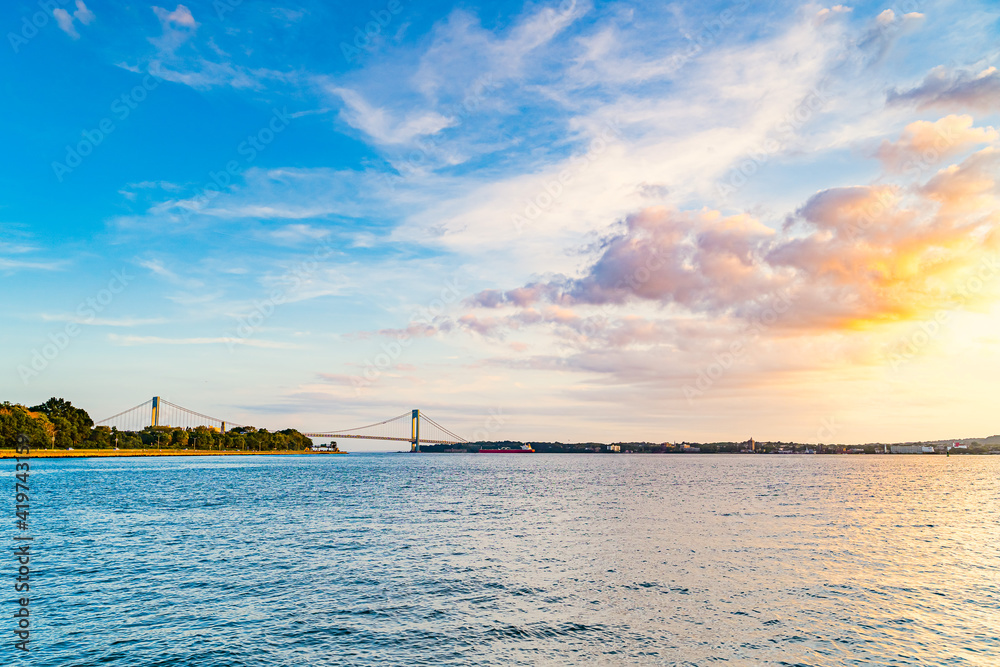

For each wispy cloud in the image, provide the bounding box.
[108,334,300,349]
[330,86,456,146]
[0,258,65,271]
[889,66,1000,112]
[138,258,204,288]
[39,314,167,327]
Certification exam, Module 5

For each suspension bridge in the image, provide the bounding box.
[95,397,468,452]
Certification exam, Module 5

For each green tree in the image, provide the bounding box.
[114,430,142,448]
[29,398,93,446]
[0,403,55,448]
[171,429,189,449]
[87,426,113,448]
[191,425,217,450]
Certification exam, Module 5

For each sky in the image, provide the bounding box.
[2,0,999,448]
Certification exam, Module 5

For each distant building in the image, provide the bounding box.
[891,445,934,454]
[951,442,968,450]
[604,444,621,452]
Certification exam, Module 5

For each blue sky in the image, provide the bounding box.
[3,0,999,447]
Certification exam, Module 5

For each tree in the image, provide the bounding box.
[87,426,113,448]
[0,403,55,448]
[29,398,93,446]
[171,429,189,449]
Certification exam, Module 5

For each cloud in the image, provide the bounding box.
[108,334,298,349]
[470,206,781,315]
[138,258,204,288]
[149,4,201,72]
[853,8,923,67]
[39,314,167,327]
[411,3,584,99]
[465,144,1000,337]
[54,1,95,39]
[0,242,38,254]
[330,86,455,146]
[875,115,998,172]
[266,224,332,244]
[888,66,1000,112]
[153,4,197,29]
[0,258,65,271]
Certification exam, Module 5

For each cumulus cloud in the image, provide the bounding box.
[888,66,1000,112]
[466,144,1000,336]
[875,115,998,172]
[469,206,783,317]
[54,0,95,39]
[154,4,198,29]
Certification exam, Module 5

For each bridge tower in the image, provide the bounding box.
[411,409,420,452]
[151,396,160,427]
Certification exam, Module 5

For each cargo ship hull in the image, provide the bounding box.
[478,448,535,453]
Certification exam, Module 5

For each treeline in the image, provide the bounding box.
[1,397,313,451]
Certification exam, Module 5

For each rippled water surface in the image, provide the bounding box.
[10,454,1000,666]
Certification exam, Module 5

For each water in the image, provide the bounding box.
[8,454,999,666]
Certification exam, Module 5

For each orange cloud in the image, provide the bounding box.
[467,139,1000,335]
[876,115,998,172]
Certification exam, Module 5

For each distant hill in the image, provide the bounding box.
[910,435,1000,446]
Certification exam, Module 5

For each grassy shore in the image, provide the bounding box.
[0,448,347,459]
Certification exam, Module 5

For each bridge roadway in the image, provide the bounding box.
[300,433,465,445]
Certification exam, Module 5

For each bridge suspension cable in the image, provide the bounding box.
[421,414,468,443]
[321,411,411,435]
[96,396,242,432]
[95,398,153,426]
[95,397,469,446]
[157,399,245,431]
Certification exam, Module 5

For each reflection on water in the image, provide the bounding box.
[21,454,1000,665]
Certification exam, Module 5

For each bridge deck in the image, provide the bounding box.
[301,434,465,445]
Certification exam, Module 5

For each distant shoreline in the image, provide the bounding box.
[0,449,347,459]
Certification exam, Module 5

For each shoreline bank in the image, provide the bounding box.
[0,449,347,459]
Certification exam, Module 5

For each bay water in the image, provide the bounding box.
[10,453,999,666]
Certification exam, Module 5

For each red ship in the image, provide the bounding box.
[478,444,535,453]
